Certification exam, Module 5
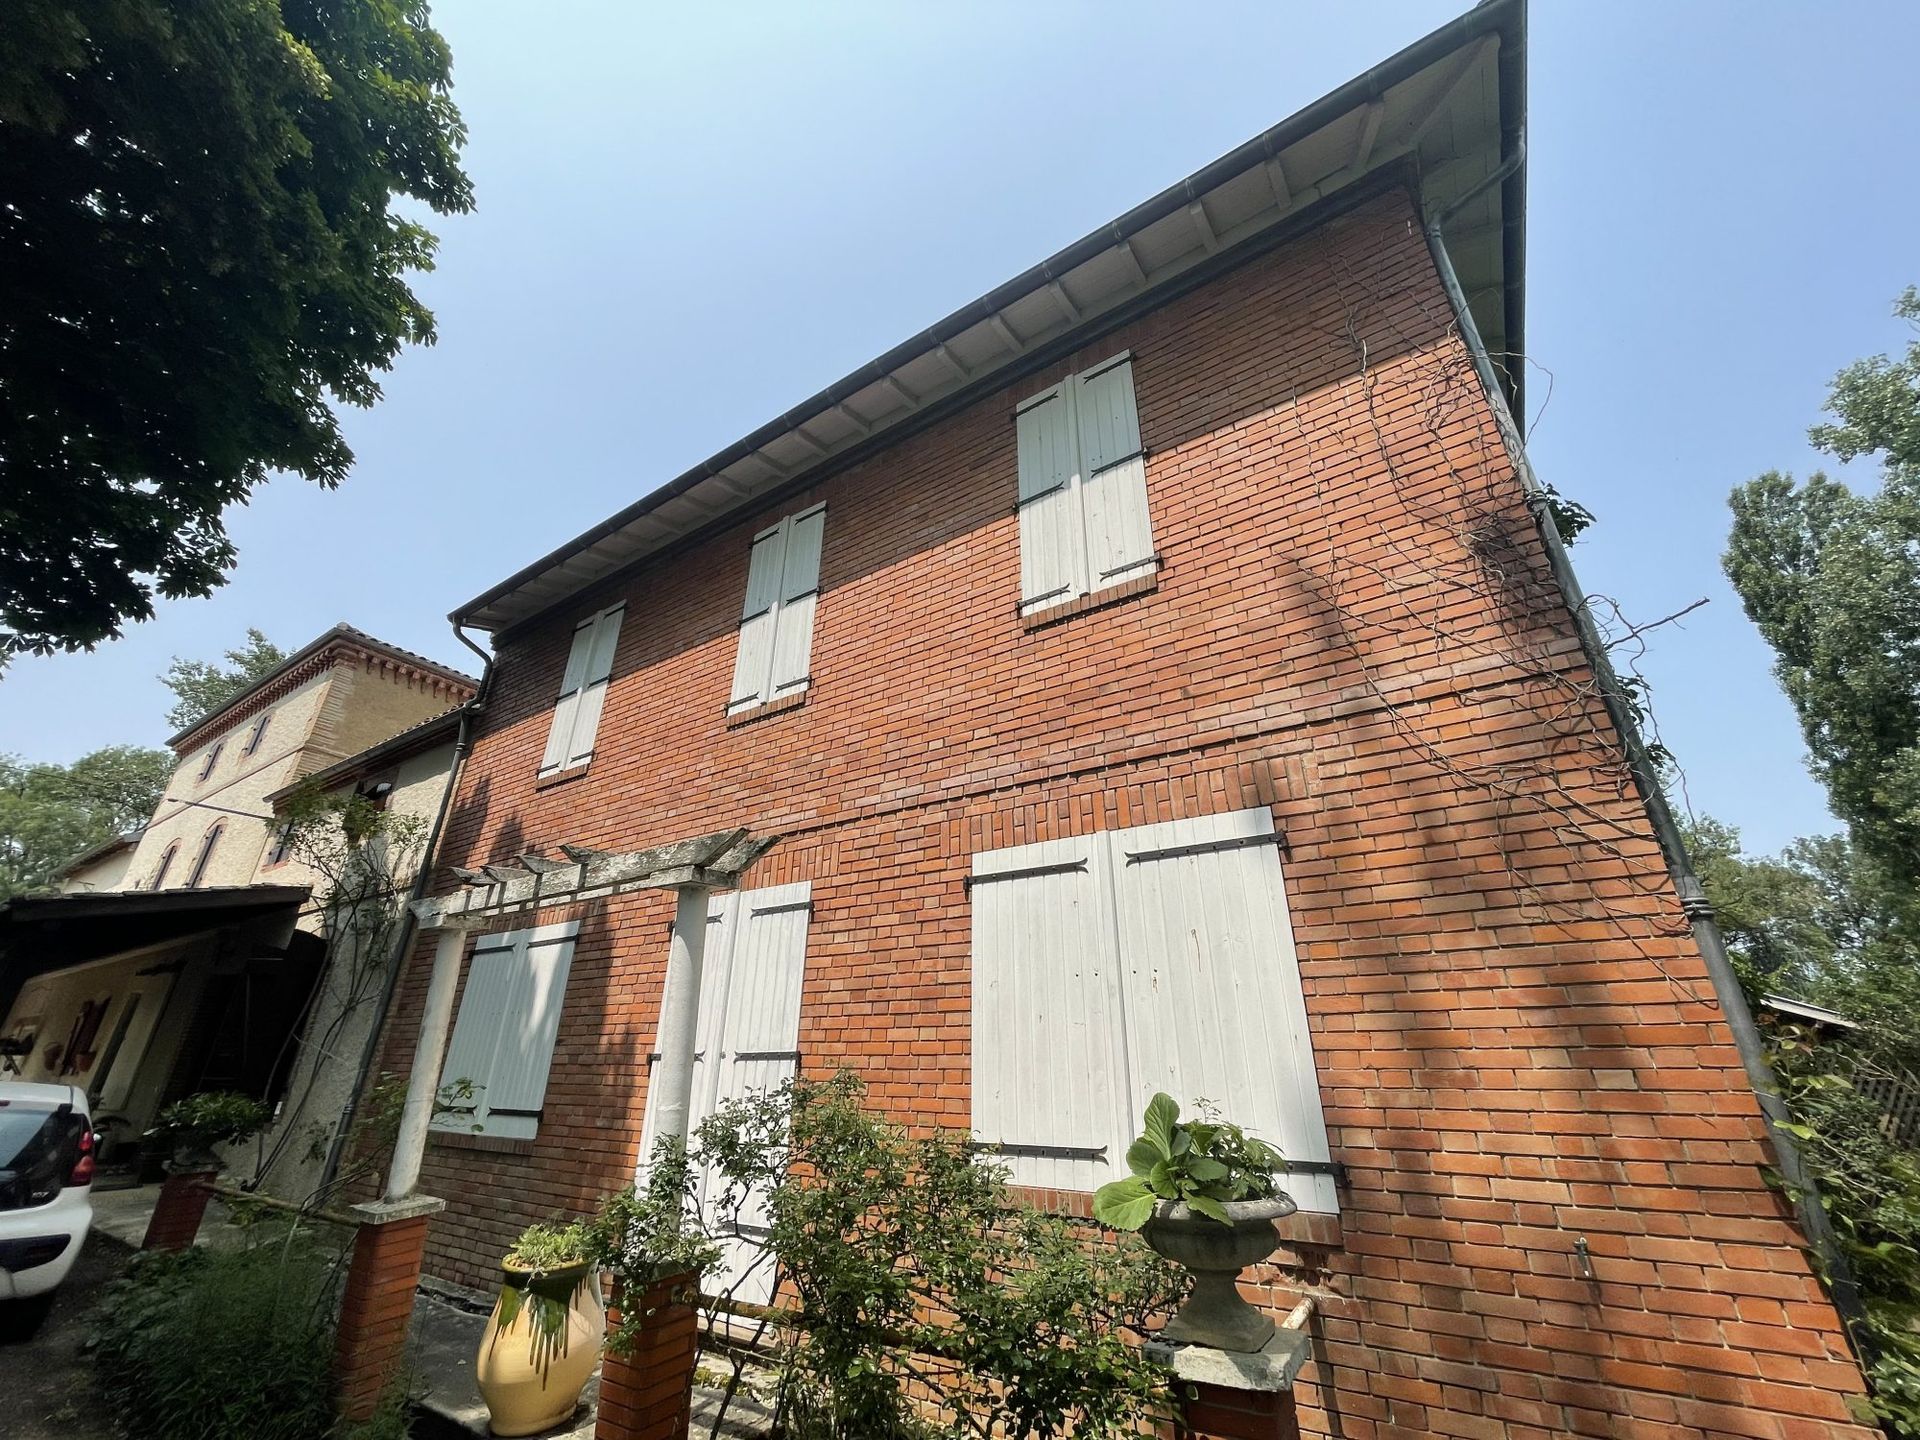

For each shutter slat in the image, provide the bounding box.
[1076,359,1155,589]
[1015,389,1084,613]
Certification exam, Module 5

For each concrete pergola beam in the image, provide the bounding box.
[412,827,774,928]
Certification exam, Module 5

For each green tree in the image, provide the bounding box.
[0,0,472,659]
[0,745,172,900]
[1725,288,1920,878]
[160,629,288,733]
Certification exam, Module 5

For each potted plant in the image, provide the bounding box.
[1093,1093,1294,1353]
[476,1219,606,1438]
[146,1091,271,1173]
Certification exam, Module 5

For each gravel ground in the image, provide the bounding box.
[0,1234,133,1440]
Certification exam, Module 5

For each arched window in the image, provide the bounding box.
[242,711,272,757]
[185,823,223,889]
[149,843,179,891]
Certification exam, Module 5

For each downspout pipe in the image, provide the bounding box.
[316,623,494,1196]
[1420,208,1874,1358]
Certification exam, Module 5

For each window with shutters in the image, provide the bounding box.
[431,920,580,1140]
[639,882,811,1305]
[149,843,179,891]
[241,711,272,757]
[184,824,223,889]
[538,606,623,779]
[196,742,223,782]
[1014,353,1156,616]
[727,505,825,716]
[969,807,1337,1212]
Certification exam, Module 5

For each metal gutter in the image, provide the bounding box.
[1420,215,1874,1364]
[452,0,1525,631]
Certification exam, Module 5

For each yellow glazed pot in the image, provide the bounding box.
[475,1259,606,1437]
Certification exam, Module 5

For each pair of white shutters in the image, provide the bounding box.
[970,807,1337,1213]
[728,505,825,714]
[539,606,624,777]
[1016,353,1155,615]
[639,882,811,1305]
[432,920,580,1141]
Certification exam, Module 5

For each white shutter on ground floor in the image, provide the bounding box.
[968,836,1129,1195]
[432,921,581,1141]
[640,882,812,1306]
[969,808,1336,1212]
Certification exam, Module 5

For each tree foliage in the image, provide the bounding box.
[1725,288,1920,878]
[0,0,473,658]
[0,744,172,900]
[159,628,288,733]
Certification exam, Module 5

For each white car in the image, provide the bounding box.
[0,1081,96,1341]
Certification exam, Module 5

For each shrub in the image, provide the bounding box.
[149,1090,272,1162]
[90,1230,361,1440]
[583,1137,720,1356]
[698,1072,1182,1439]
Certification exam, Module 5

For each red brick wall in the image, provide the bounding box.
[372,189,1873,1437]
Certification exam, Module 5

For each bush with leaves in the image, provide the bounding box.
[90,1229,365,1440]
[1769,1023,1920,1437]
[698,1073,1181,1440]
[584,1137,722,1356]
[149,1090,272,1165]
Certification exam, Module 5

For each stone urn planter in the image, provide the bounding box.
[1142,1194,1296,1352]
[476,1259,606,1437]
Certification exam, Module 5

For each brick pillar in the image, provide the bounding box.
[333,1196,445,1423]
[1150,1331,1309,1440]
[141,1169,217,1251]
[595,1272,700,1440]
[1180,1383,1301,1440]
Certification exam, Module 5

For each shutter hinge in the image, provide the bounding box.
[964,858,1089,892]
[974,1141,1109,1161]
[1123,830,1289,865]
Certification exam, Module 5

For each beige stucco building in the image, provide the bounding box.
[0,626,474,1193]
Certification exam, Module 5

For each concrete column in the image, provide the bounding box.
[333,1195,446,1422]
[642,886,712,1169]
[385,924,471,1201]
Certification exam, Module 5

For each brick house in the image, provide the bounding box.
[369,4,1876,1434]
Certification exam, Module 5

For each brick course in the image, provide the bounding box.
[368,188,1874,1437]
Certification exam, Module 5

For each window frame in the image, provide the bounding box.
[968,806,1337,1212]
[149,843,179,891]
[196,742,224,782]
[184,823,223,889]
[430,919,581,1141]
[537,605,624,780]
[1013,351,1156,617]
[726,503,826,717]
[241,711,272,757]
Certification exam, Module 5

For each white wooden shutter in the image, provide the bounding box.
[433,932,515,1134]
[564,609,623,771]
[969,836,1127,1193]
[431,921,580,1141]
[729,525,788,713]
[479,921,579,1140]
[769,506,825,700]
[637,898,734,1167]
[1107,810,1336,1212]
[540,608,622,777]
[638,883,811,1306]
[1075,356,1155,589]
[703,883,810,1304]
[1015,386,1085,614]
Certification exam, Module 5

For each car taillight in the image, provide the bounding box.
[67,1125,95,1188]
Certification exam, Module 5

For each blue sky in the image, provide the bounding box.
[4,2,1916,856]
